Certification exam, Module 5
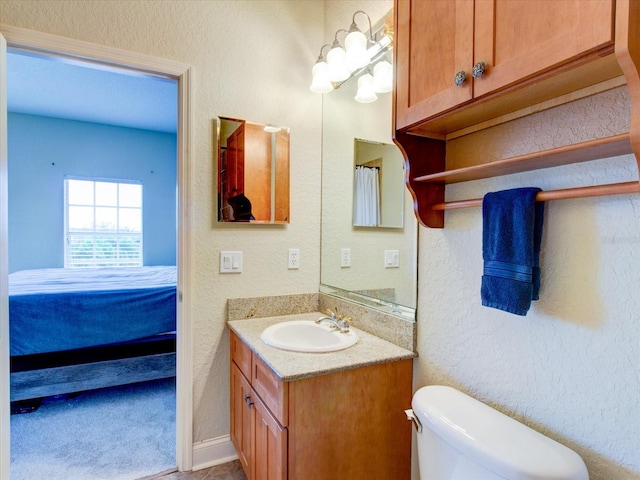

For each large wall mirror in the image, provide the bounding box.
[217,117,290,223]
[320,7,417,321]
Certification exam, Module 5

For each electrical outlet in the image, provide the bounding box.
[288,248,300,269]
[340,248,351,267]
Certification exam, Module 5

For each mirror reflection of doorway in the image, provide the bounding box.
[7,50,178,480]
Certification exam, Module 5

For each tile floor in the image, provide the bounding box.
[154,460,247,480]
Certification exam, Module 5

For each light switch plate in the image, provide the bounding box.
[220,251,242,273]
[384,250,400,268]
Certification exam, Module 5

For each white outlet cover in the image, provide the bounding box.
[288,248,300,269]
[340,248,351,267]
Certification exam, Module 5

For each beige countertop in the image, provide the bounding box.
[228,311,416,382]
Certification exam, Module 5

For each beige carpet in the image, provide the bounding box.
[11,378,176,480]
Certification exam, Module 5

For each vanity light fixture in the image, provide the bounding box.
[310,10,393,103]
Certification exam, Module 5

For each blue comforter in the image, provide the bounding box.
[9,266,177,356]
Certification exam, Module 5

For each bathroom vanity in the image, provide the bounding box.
[228,312,415,480]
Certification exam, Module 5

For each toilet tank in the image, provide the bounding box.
[411,386,588,480]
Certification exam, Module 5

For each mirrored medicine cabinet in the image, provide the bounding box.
[217,117,290,224]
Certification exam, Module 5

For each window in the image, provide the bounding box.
[64,178,143,268]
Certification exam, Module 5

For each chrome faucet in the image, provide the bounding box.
[315,309,352,333]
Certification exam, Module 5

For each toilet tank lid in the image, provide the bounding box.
[412,386,588,480]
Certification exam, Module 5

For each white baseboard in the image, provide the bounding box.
[191,435,238,471]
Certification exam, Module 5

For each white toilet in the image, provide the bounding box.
[406,385,588,480]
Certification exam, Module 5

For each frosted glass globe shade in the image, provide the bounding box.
[327,46,350,82]
[345,30,369,70]
[354,73,377,103]
[310,61,333,93]
[373,60,393,93]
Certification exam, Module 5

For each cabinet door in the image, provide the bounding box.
[473,0,614,98]
[243,123,272,221]
[253,394,287,480]
[230,363,253,478]
[226,124,245,199]
[395,0,474,131]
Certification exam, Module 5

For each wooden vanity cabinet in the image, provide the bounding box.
[230,331,413,480]
[395,0,617,135]
[231,332,287,480]
[230,362,254,476]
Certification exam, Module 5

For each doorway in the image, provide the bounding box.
[0,26,193,479]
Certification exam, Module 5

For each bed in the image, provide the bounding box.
[9,266,177,403]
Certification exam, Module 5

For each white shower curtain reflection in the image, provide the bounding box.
[353,165,380,226]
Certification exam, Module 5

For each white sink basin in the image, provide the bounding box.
[260,320,358,353]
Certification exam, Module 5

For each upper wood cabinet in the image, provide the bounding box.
[395,0,618,137]
[393,0,640,228]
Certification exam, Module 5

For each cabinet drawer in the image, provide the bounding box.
[252,352,288,427]
[230,330,252,380]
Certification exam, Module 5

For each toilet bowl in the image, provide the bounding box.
[406,386,588,480]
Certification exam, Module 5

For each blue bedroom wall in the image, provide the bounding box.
[7,113,177,273]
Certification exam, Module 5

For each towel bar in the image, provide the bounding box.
[431,181,640,211]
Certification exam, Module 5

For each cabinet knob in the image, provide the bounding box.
[454,70,466,87]
[244,393,254,409]
[472,61,486,78]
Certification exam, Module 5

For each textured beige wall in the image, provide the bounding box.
[0,0,323,443]
[414,87,640,479]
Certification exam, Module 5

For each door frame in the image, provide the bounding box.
[0,24,194,475]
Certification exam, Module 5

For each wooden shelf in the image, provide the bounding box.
[413,133,633,185]
[396,130,639,228]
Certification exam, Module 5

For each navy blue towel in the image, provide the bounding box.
[481,188,544,316]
